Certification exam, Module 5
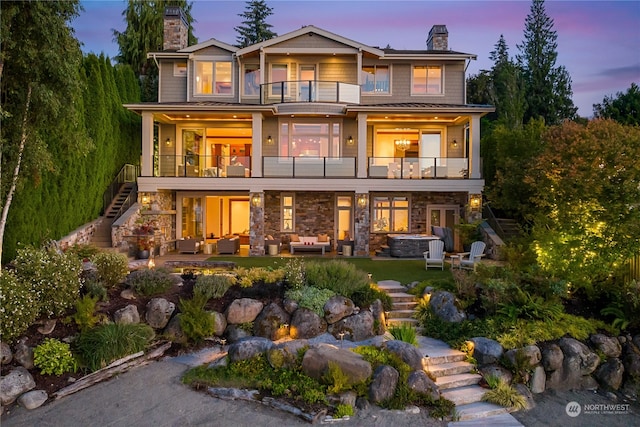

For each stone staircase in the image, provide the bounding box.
[495,218,522,241]
[376,280,522,425]
[91,182,136,249]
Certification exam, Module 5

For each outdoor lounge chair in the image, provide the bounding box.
[423,239,445,270]
[457,241,486,271]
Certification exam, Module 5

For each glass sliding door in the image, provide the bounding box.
[182,197,203,238]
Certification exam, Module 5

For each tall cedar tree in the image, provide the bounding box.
[113,0,197,101]
[516,0,577,125]
[0,1,92,265]
[489,35,526,129]
[234,0,277,48]
[593,83,640,126]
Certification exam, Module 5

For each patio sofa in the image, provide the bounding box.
[264,235,282,254]
[177,237,204,254]
[217,236,240,254]
[289,234,331,254]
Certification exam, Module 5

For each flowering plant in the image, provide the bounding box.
[133,221,157,251]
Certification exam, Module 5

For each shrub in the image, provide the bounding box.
[0,270,40,342]
[351,285,393,311]
[67,294,103,332]
[285,286,335,317]
[324,361,352,394]
[92,252,129,287]
[65,243,101,261]
[83,277,108,302]
[33,338,78,376]
[284,258,306,290]
[235,267,286,286]
[13,246,83,318]
[125,268,176,296]
[482,379,527,410]
[179,295,216,343]
[388,324,418,346]
[194,274,233,301]
[334,404,354,418]
[75,323,155,371]
[305,260,369,297]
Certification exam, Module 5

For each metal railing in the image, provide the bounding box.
[102,164,139,215]
[367,157,469,179]
[260,80,360,104]
[262,156,356,178]
[156,155,251,177]
[483,204,506,241]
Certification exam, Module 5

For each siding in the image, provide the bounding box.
[160,61,187,102]
[274,33,353,50]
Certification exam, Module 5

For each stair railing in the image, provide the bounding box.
[482,203,506,241]
[102,164,139,216]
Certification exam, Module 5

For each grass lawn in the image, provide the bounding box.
[207,256,452,285]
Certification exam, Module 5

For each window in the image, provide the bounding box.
[195,60,232,95]
[271,64,288,96]
[336,196,353,240]
[243,64,260,96]
[282,194,294,232]
[361,65,389,94]
[412,65,442,94]
[174,62,187,77]
[279,121,341,157]
[372,196,409,232]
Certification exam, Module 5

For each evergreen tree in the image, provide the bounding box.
[489,35,526,129]
[593,83,640,125]
[516,0,577,124]
[234,0,277,48]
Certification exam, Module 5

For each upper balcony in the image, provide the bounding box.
[260,81,360,105]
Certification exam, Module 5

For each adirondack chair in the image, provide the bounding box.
[457,241,486,271]
[423,239,445,270]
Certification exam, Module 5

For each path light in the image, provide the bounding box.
[367,273,373,283]
[147,256,155,270]
[338,331,345,348]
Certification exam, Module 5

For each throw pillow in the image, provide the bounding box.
[317,233,328,243]
[266,235,274,241]
[290,233,300,242]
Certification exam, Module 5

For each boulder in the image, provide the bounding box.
[225,324,252,343]
[267,340,309,369]
[301,344,372,386]
[328,311,375,342]
[595,358,624,390]
[17,390,48,410]
[145,298,175,329]
[429,290,466,323]
[211,311,227,337]
[323,295,354,324]
[162,314,188,345]
[529,366,546,394]
[590,334,622,358]
[0,342,12,365]
[623,352,640,379]
[225,298,264,324]
[328,390,357,407]
[0,367,36,405]
[382,340,425,371]
[120,289,136,300]
[290,308,327,339]
[480,364,513,385]
[406,370,440,401]
[14,339,34,370]
[370,299,387,336]
[227,337,273,362]
[369,365,399,404]
[114,304,140,324]
[253,303,291,341]
[633,334,640,350]
[546,338,600,391]
[505,345,541,369]
[514,383,535,410]
[541,343,564,371]
[282,298,299,314]
[470,337,503,365]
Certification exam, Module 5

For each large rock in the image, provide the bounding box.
[470,337,503,365]
[429,290,466,323]
[267,340,309,369]
[227,337,273,362]
[480,364,513,385]
[370,300,387,336]
[17,390,48,410]
[301,344,372,386]
[541,343,564,371]
[623,352,640,378]
[290,308,327,339]
[382,340,425,371]
[505,345,541,369]
[1,342,12,365]
[595,358,624,390]
[514,383,536,410]
[225,298,264,324]
[590,334,622,358]
[162,314,188,345]
[14,339,34,370]
[145,298,175,329]
[328,311,374,342]
[323,296,354,324]
[407,370,440,401]
[0,367,36,405]
[546,338,600,391]
[211,311,227,337]
[225,324,251,343]
[529,366,546,394]
[369,365,399,404]
[114,304,140,324]
[253,303,291,341]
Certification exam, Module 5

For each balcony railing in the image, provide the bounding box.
[260,80,360,104]
[368,157,469,179]
[263,157,356,178]
[156,155,251,177]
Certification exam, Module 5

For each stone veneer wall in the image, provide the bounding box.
[57,218,104,251]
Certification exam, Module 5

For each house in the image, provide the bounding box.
[123,7,493,256]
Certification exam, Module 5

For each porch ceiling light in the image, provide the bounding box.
[395,138,411,151]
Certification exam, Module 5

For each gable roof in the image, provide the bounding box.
[235,25,384,57]
[179,38,238,53]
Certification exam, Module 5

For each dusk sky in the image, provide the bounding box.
[72,0,640,117]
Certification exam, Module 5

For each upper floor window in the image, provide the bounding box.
[412,65,442,95]
[195,60,232,95]
[243,64,260,96]
[361,65,389,94]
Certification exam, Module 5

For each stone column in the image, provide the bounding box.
[249,192,265,256]
[354,193,370,256]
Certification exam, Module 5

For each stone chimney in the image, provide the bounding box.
[427,25,448,51]
[163,6,188,51]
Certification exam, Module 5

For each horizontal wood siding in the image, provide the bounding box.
[160,61,187,102]
[319,62,357,85]
[192,46,234,56]
[274,33,352,50]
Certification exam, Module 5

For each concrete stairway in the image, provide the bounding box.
[375,281,521,425]
[91,182,136,249]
